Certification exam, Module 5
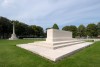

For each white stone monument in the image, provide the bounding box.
[46,29,72,42]
[17,29,93,61]
[9,22,18,40]
[32,29,78,49]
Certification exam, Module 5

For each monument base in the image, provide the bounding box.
[16,29,93,61]
[29,39,85,49]
[9,33,18,40]
[17,42,93,61]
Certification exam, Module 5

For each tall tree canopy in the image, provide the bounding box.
[62,25,77,38]
[0,16,100,39]
[78,25,86,37]
[62,26,70,31]
[0,16,12,38]
[87,23,98,37]
[0,16,45,39]
[97,22,100,35]
[52,23,59,29]
[30,25,44,37]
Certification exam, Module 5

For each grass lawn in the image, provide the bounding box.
[0,39,100,67]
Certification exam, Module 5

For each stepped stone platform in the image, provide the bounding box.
[17,42,93,61]
[17,29,93,61]
[29,40,85,49]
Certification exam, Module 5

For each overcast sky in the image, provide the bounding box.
[0,0,100,29]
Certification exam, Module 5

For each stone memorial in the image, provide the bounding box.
[46,29,72,42]
[32,29,84,49]
[17,29,93,61]
[9,22,18,40]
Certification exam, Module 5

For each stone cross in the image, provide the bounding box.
[9,22,18,40]
[13,22,15,34]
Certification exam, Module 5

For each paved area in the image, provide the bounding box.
[17,42,93,61]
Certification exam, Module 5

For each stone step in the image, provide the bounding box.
[53,40,83,45]
[53,41,85,49]
[29,41,85,49]
[52,38,75,41]
[30,40,83,45]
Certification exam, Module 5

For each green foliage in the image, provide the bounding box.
[78,25,86,37]
[12,20,29,36]
[97,22,100,35]
[62,26,70,31]
[52,23,59,29]
[85,40,94,42]
[0,16,45,39]
[62,23,99,38]
[0,16,12,39]
[87,23,98,37]
[37,26,44,37]
[46,28,51,31]
[62,25,77,38]
[1,16,100,39]
[30,25,44,37]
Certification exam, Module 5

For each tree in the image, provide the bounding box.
[69,25,77,38]
[87,23,98,38]
[62,26,70,31]
[12,20,29,36]
[30,25,44,37]
[0,16,12,39]
[46,28,51,31]
[62,25,77,38]
[97,22,100,35]
[30,25,38,37]
[46,28,51,33]
[0,16,45,39]
[78,25,86,37]
[37,26,44,37]
[52,23,59,29]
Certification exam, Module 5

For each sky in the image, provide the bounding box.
[0,0,100,29]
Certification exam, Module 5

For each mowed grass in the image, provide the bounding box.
[0,39,100,67]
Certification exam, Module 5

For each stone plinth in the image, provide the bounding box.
[46,29,72,42]
[9,33,18,40]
